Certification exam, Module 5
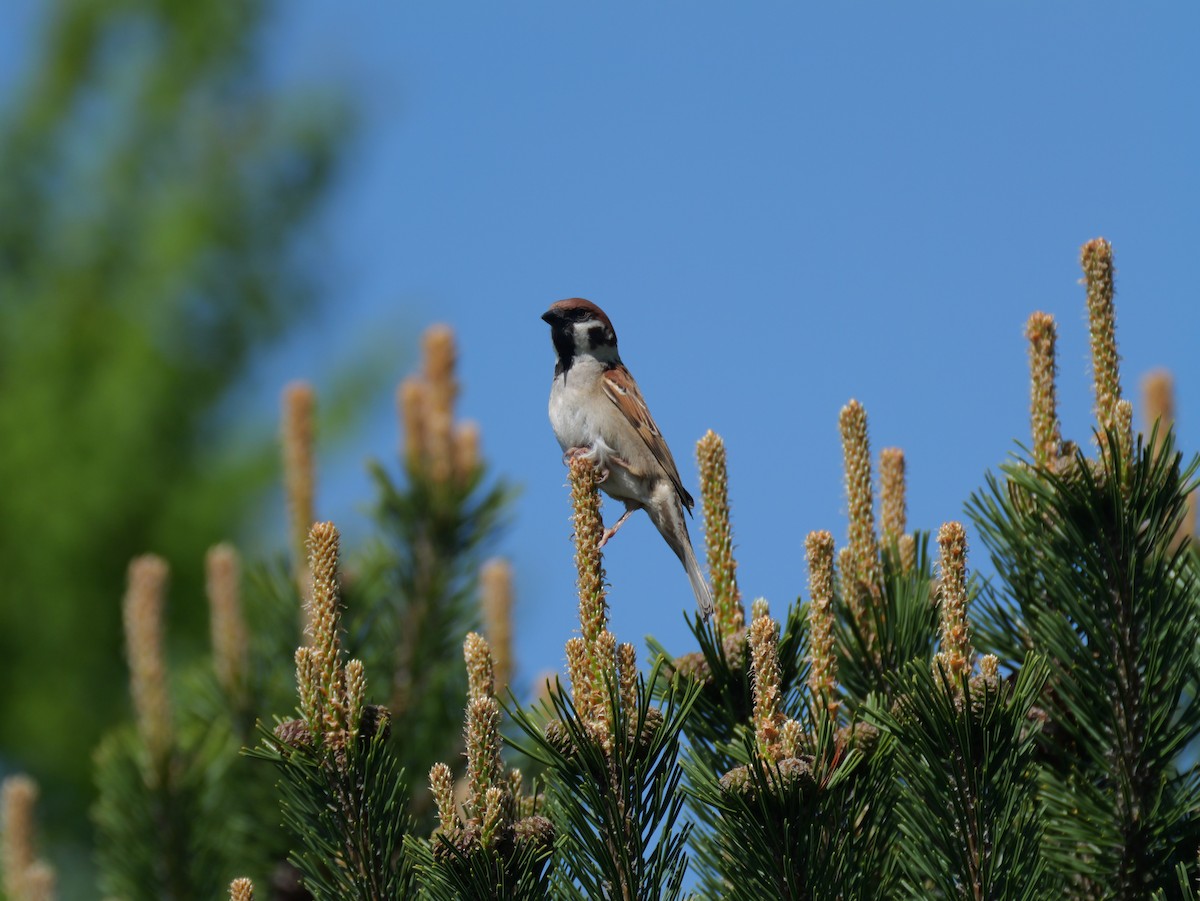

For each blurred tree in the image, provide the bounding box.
[0,0,347,842]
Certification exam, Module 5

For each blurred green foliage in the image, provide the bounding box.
[0,0,347,841]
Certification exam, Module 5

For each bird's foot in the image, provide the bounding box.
[562,446,592,465]
[563,446,611,482]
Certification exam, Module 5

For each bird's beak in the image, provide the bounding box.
[540,309,556,324]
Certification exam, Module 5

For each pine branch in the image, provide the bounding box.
[350,328,514,829]
[94,724,246,901]
[250,717,414,900]
[249,521,415,899]
[686,717,890,901]
[653,602,809,776]
[870,656,1051,900]
[509,661,699,901]
[414,633,555,900]
[654,434,808,776]
[683,603,891,901]
[969,428,1200,896]
[834,530,939,706]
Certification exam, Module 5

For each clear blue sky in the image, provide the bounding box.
[257,3,1198,692]
[9,3,1200,694]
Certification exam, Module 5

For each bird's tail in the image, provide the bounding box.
[652,491,715,621]
[680,541,714,621]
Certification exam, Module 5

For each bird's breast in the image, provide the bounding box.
[547,367,652,505]
[547,371,596,452]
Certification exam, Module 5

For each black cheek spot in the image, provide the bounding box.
[587,325,607,347]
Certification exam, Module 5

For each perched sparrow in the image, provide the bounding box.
[541,298,714,620]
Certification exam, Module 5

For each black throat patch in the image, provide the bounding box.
[551,323,576,377]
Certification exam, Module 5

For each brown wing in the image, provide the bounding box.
[601,364,694,512]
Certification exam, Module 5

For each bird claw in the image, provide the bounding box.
[562,446,610,482]
[562,446,589,465]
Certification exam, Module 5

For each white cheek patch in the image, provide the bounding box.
[572,320,618,362]
[571,321,596,351]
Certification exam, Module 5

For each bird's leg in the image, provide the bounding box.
[595,452,634,485]
[598,504,637,549]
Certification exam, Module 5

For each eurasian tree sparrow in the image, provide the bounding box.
[541,298,714,620]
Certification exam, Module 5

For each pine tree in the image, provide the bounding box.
[24,237,1200,898]
[510,456,699,901]
[0,0,346,839]
[970,240,1200,897]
